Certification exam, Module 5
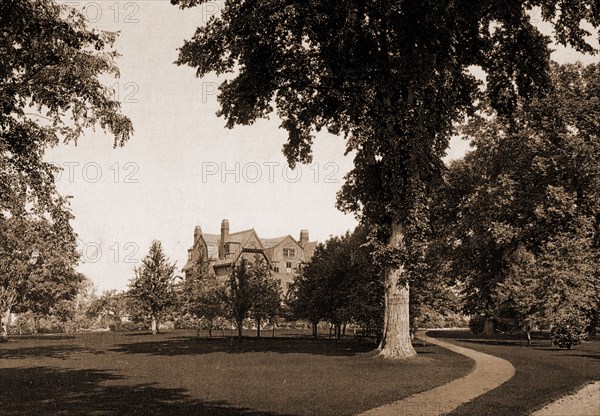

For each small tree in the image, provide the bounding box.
[87,290,128,331]
[250,274,281,338]
[128,241,176,335]
[184,279,226,338]
[223,255,271,340]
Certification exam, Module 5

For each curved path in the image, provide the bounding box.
[531,381,600,416]
[358,331,515,416]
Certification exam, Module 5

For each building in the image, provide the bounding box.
[182,219,317,293]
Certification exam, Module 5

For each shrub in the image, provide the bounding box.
[116,321,148,332]
[468,315,487,334]
[550,317,588,349]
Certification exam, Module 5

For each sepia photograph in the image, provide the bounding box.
[1,1,599,415]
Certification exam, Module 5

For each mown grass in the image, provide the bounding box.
[427,329,600,416]
[0,329,472,415]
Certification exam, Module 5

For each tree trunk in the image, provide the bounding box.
[1,309,10,342]
[483,318,495,335]
[151,317,158,335]
[208,318,212,339]
[33,315,40,334]
[237,320,243,339]
[526,329,531,345]
[272,321,275,338]
[257,318,261,338]
[312,321,318,339]
[378,223,417,359]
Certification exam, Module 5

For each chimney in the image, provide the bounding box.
[219,219,229,259]
[194,226,202,243]
[300,229,309,247]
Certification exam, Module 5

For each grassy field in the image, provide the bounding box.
[0,330,472,416]
[427,329,600,416]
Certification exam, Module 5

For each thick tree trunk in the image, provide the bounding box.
[483,318,495,335]
[151,317,158,335]
[378,223,416,359]
[257,318,261,338]
[1,309,10,342]
[312,321,318,339]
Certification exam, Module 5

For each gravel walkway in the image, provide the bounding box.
[531,381,600,416]
[358,331,515,416]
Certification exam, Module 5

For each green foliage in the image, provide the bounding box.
[223,255,276,338]
[287,225,384,336]
[1,0,132,340]
[175,0,598,354]
[550,316,588,350]
[1,0,132,217]
[181,277,226,336]
[441,63,600,341]
[87,289,127,330]
[1,215,81,329]
[468,315,487,335]
[250,274,281,336]
[127,241,177,333]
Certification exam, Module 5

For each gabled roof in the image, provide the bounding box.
[262,236,287,249]
[202,233,220,247]
[215,228,266,266]
[302,241,318,260]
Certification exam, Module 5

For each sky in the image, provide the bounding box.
[46,1,598,292]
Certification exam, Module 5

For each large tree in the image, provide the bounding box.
[174,0,599,358]
[0,213,81,340]
[1,0,133,215]
[128,241,177,335]
[0,0,132,340]
[441,62,600,340]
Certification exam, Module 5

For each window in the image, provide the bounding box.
[274,266,280,273]
[283,248,295,257]
[286,262,292,273]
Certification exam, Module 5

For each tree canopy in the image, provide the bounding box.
[128,241,177,335]
[175,0,599,358]
[440,62,600,345]
[1,0,133,340]
[1,0,133,217]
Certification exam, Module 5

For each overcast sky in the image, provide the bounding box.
[46,1,598,292]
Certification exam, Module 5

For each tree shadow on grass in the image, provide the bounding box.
[0,366,287,416]
[0,344,104,360]
[109,336,382,357]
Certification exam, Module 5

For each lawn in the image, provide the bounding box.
[427,329,600,416]
[0,330,472,415]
